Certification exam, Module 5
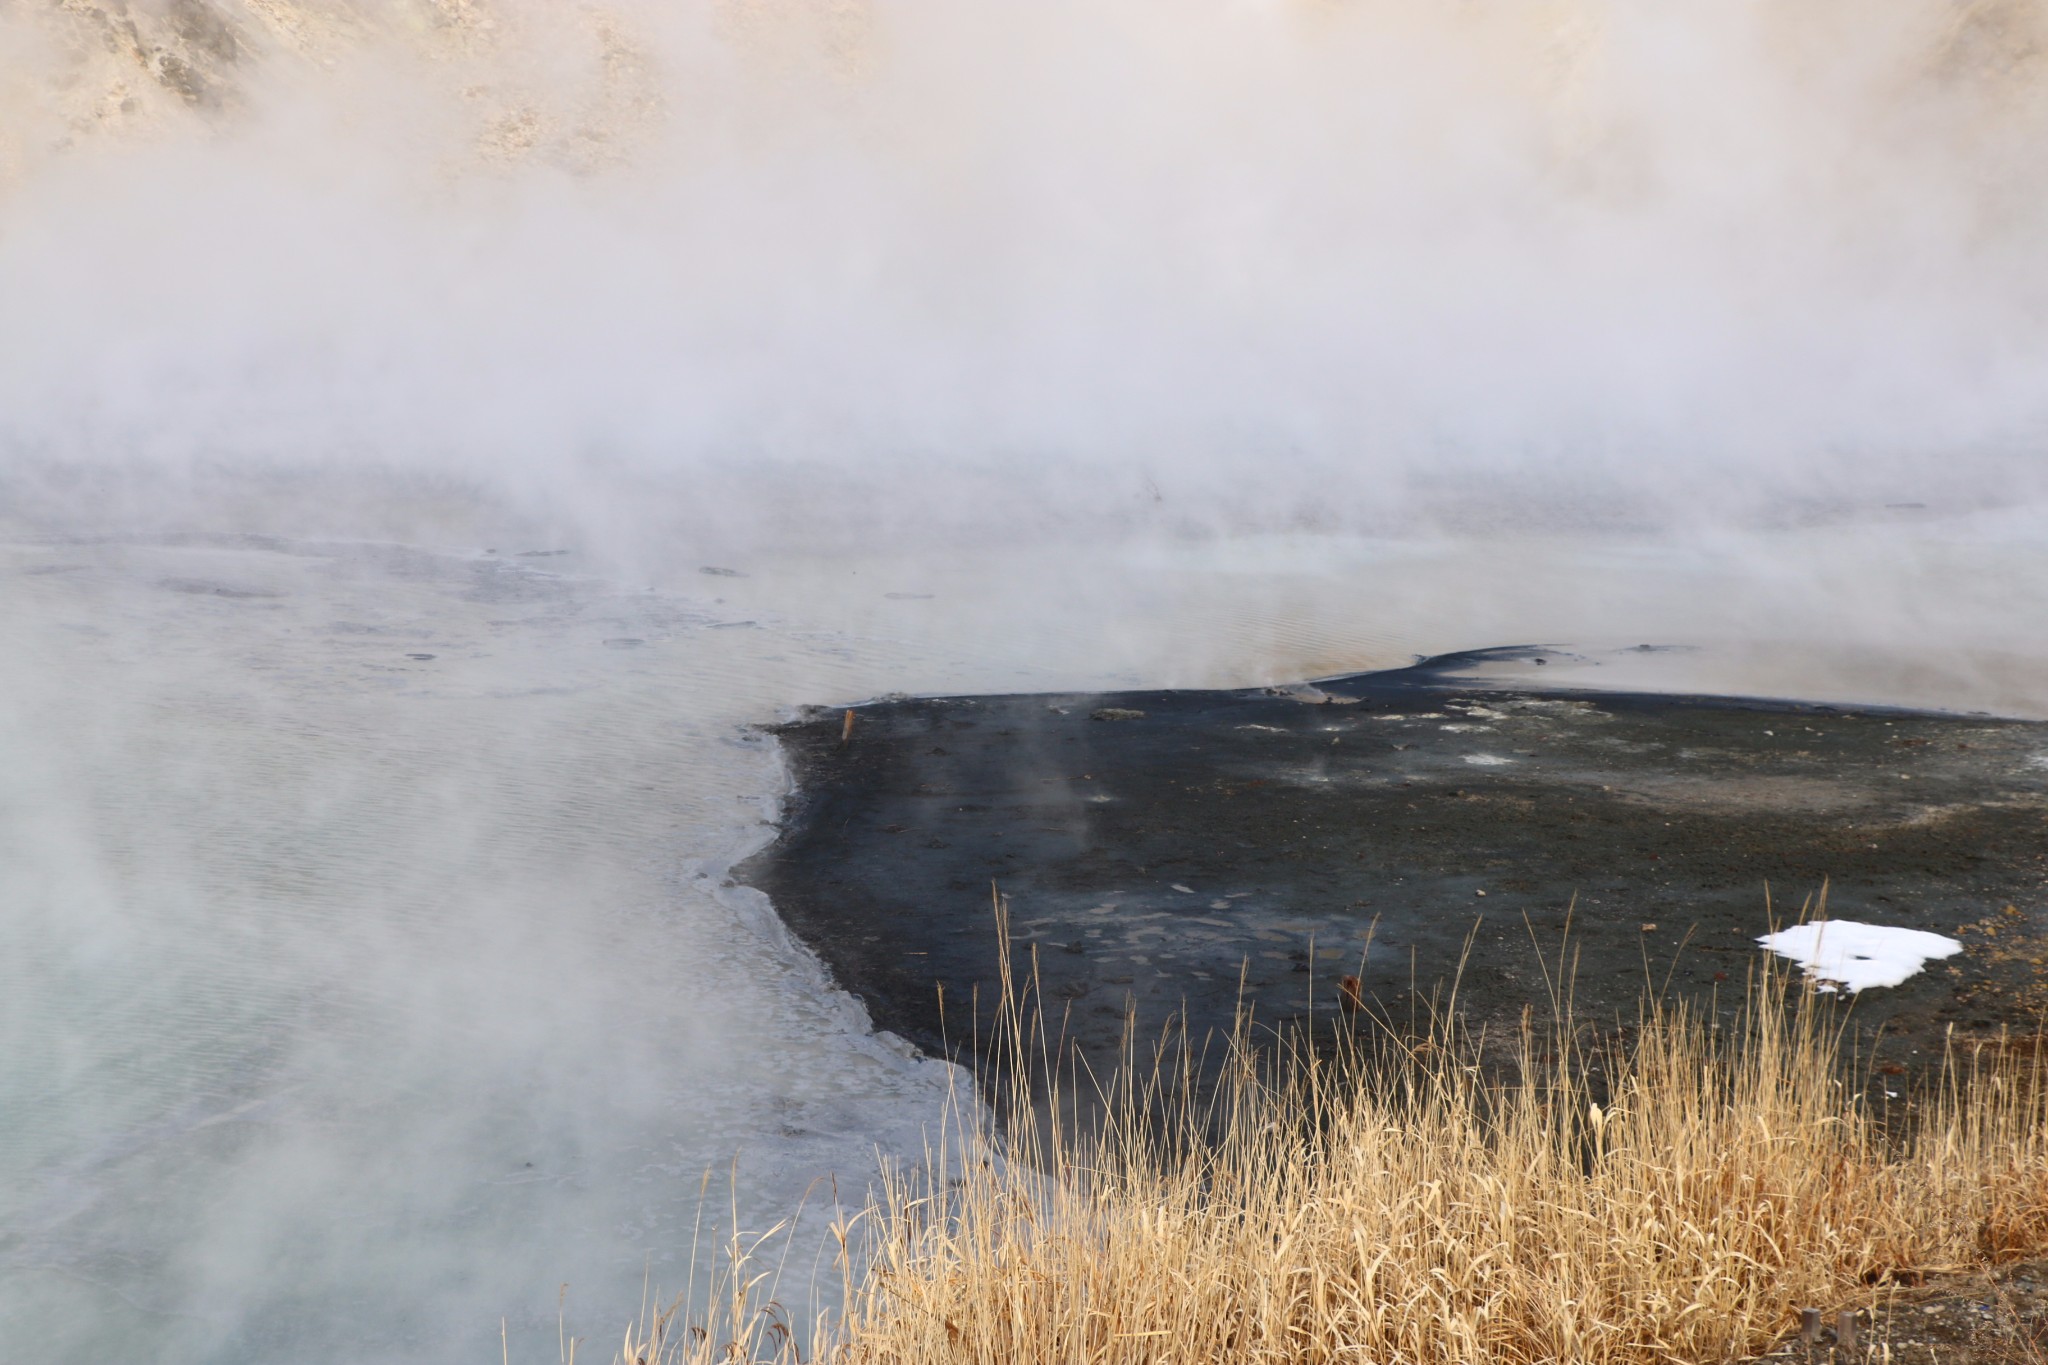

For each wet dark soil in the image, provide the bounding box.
[1767,1257,2048,1364]
[738,650,2048,1092]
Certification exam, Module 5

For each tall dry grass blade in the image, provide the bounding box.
[615,903,2048,1365]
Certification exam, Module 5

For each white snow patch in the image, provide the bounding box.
[1757,920,1962,993]
[1462,753,1512,766]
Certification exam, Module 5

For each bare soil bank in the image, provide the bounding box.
[738,650,2048,1088]
[1762,1257,2048,1365]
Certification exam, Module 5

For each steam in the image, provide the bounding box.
[5,0,2046,560]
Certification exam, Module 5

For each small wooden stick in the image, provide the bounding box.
[840,709,856,745]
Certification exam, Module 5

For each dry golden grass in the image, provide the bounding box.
[617,913,2048,1365]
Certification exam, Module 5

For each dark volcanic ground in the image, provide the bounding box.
[737,651,2048,1085]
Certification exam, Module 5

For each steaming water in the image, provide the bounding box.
[0,535,961,1360]
[5,1,2048,1359]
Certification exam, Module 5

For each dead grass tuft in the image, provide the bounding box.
[620,900,2048,1365]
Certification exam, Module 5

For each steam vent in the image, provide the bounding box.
[743,652,2048,1086]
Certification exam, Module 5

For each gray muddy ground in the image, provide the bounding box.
[742,650,2048,1094]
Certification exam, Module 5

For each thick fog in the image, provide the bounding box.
[3,2,2048,1361]
[6,0,2047,553]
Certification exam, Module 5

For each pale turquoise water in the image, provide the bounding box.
[0,535,966,1361]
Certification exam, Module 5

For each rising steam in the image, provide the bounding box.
[3,0,2046,559]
